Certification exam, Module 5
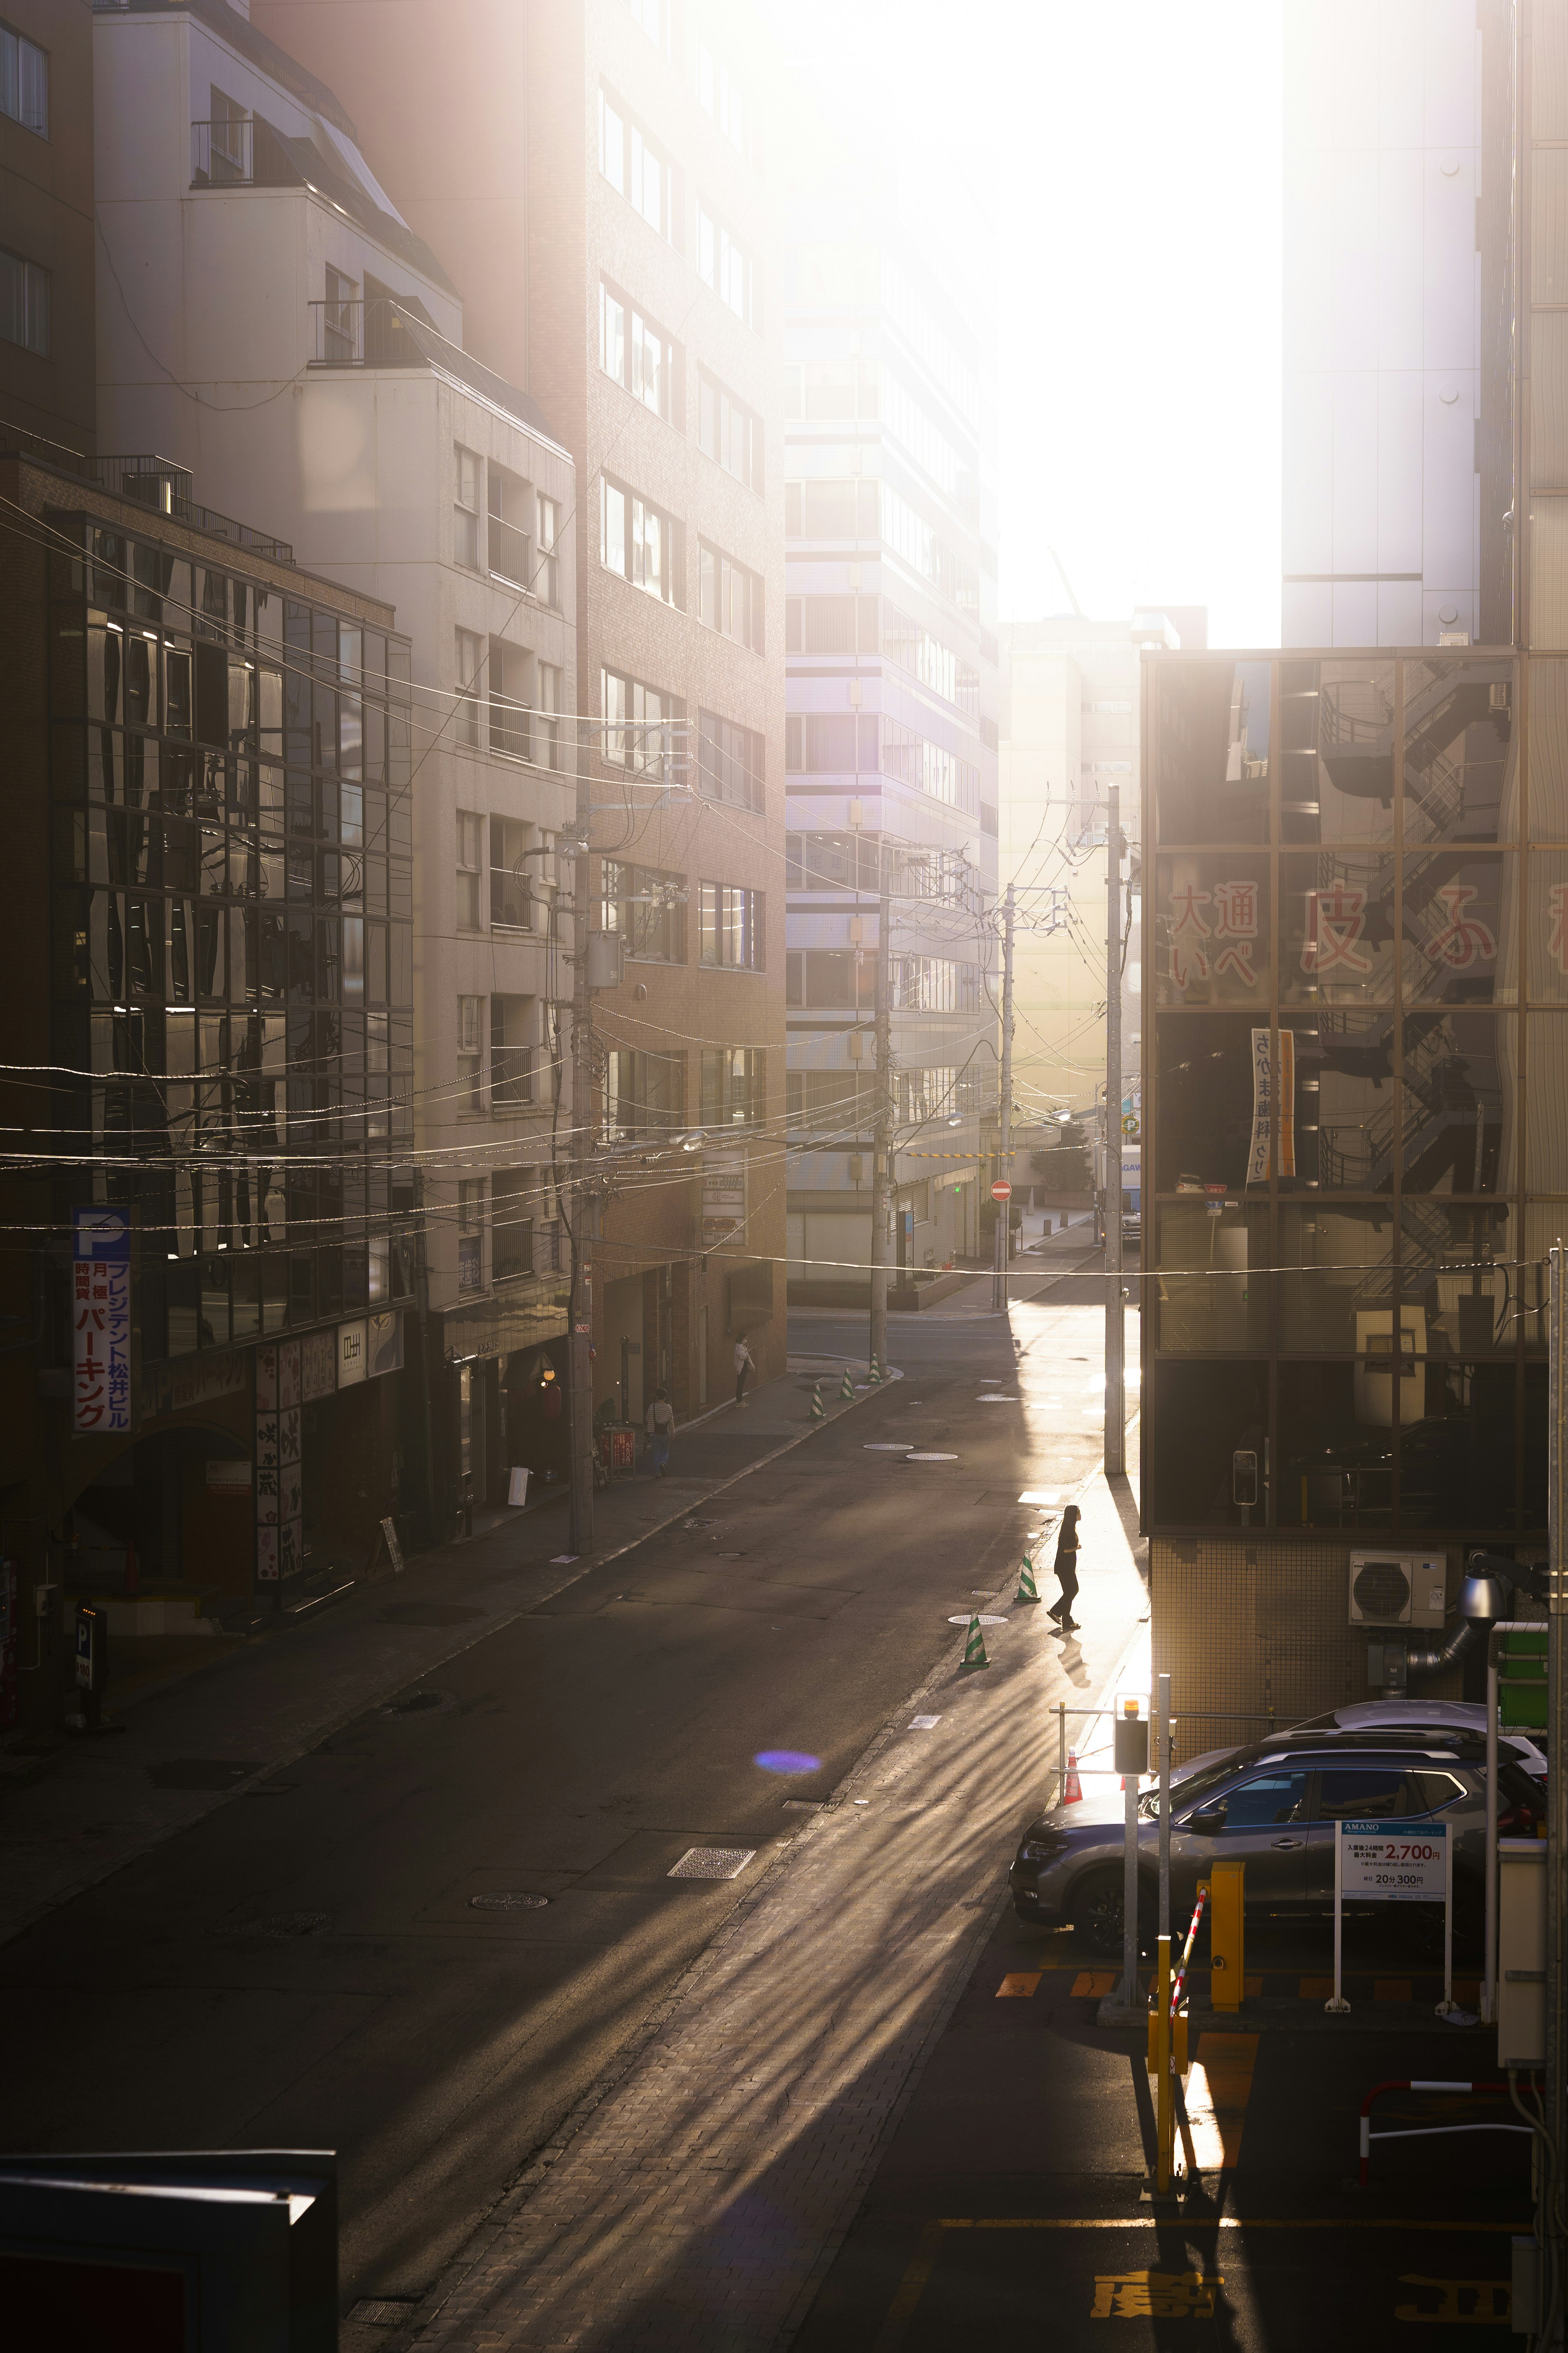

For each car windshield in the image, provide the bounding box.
[1139,1755,1252,1818]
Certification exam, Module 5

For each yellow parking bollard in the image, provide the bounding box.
[1208,1858,1245,2012]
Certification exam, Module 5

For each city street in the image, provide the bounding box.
[0,1269,1142,2333]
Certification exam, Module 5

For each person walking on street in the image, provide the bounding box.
[645,1385,675,1478]
[733,1332,756,1407]
[1046,1503,1082,1632]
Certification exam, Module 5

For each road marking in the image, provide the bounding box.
[1300,1975,1335,1998]
[996,1972,1042,1998]
[1183,2033,1258,2170]
[1395,2276,1510,2323]
[1071,1970,1117,1997]
[1374,1977,1414,2004]
[1091,2269,1221,2319]
[1018,1489,1061,1505]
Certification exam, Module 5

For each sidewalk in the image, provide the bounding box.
[372,1460,1149,2352]
[0,1358,886,1951]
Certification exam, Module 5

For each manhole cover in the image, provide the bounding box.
[668,1847,756,1880]
[148,1758,262,1791]
[469,1892,550,1912]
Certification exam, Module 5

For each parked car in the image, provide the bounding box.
[1010,1731,1544,1957]
[1174,1702,1547,1789]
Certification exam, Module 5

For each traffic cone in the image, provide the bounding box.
[959,1614,990,1670]
[840,1366,855,1402]
[810,1381,825,1422]
[867,1358,883,1385]
[1016,1554,1041,1604]
[1063,1747,1083,1804]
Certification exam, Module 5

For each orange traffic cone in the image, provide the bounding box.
[1063,1747,1083,1804]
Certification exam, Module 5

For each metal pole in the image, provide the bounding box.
[1486,1627,1499,2027]
[1105,785,1125,1476]
[1156,1932,1173,2195]
[993,881,1015,1314]
[566,820,595,1556]
[1120,1749,1138,2011]
[868,850,891,1381]
[1158,1671,1172,1943]
[1548,1242,1567,2313]
[1058,1697,1067,1802]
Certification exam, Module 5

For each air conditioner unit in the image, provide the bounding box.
[1348,1551,1447,1629]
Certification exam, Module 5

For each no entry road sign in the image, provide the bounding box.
[991,1179,1011,1202]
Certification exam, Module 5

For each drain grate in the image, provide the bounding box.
[468,1892,549,1912]
[349,2299,420,2326]
[149,1758,262,1791]
[668,1846,756,1880]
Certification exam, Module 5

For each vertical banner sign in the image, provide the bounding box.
[1246,1030,1295,1184]
[72,1207,132,1435]
[702,1152,747,1250]
[255,1339,304,1591]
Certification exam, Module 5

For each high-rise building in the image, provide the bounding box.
[254,0,787,1424]
[780,111,998,1303]
[0,0,96,461]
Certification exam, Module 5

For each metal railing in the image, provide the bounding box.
[306,296,425,368]
[190,117,302,191]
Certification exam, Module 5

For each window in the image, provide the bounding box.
[697,710,764,811]
[1194,1772,1309,1830]
[209,85,248,179]
[489,639,531,760]
[1313,1769,1408,1820]
[698,542,763,651]
[604,1048,684,1139]
[324,263,357,361]
[697,370,761,490]
[600,283,676,422]
[454,628,483,748]
[598,87,672,237]
[0,22,47,136]
[882,370,963,500]
[696,36,751,159]
[626,0,673,58]
[702,1046,764,1126]
[785,948,867,1009]
[491,1168,536,1281]
[488,466,531,587]
[785,830,881,892]
[882,602,961,704]
[785,479,880,543]
[456,811,483,930]
[697,201,756,326]
[536,495,560,607]
[601,477,679,605]
[878,482,979,611]
[878,718,978,809]
[788,1069,876,1131]
[457,996,484,1110]
[454,445,480,570]
[602,860,686,963]
[490,816,533,930]
[787,595,878,655]
[786,713,880,774]
[0,246,48,357]
[783,361,878,422]
[895,1068,963,1124]
[699,882,762,969]
[602,669,682,776]
[535,662,562,771]
[457,1177,484,1289]
[490,995,533,1106]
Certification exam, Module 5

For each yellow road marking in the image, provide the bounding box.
[1091,2268,1220,2318]
[1183,2033,1258,2171]
[997,1972,1042,1997]
[1374,1978,1413,2003]
[1299,1976,1335,1998]
[1071,1970,1116,1997]
[1395,2275,1511,2323]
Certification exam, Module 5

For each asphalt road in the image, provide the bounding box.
[0,1290,1122,2314]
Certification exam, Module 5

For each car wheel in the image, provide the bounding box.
[1073,1866,1152,1959]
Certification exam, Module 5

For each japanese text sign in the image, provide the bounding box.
[1339,1818,1447,1902]
[72,1208,131,1436]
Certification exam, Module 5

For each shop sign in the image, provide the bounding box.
[206,1459,252,1492]
[140,1349,245,1421]
[1247,1028,1295,1185]
[72,1208,132,1436]
[366,1310,403,1378]
[255,1339,303,1587]
[301,1327,337,1402]
[337,1319,368,1387]
[703,1152,747,1249]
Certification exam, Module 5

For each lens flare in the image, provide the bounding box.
[753,1749,821,1775]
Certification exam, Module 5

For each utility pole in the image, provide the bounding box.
[566,797,595,1555]
[1105,783,1125,1478]
[992,881,1015,1314]
[868,845,891,1380]
[1548,1242,1566,2318]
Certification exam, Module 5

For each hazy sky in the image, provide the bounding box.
[997,2,1284,647]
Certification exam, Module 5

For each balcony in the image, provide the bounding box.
[307,297,428,368]
[190,117,303,191]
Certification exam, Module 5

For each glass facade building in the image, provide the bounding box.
[1144,649,1568,1547]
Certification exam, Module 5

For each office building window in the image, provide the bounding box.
[0,22,47,137]
[698,541,763,651]
[0,245,48,356]
[454,445,480,570]
[697,370,761,491]
[535,662,562,771]
[602,859,686,963]
[457,1177,485,1289]
[323,263,358,360]
[697,709,764,811]
[891,956,973,1013]
[696,36,751,160]
[600,282,676,422]
[489,639,530,760]
[602,669,682,776]
[784,477,880,544]
[783,361,878,422]
[490,816,533,930]
[491,1168,536,1281]
[699,881,762,969]
[625,0,672,58]
[456,811,483,930]
[696,201,756,326]
[536,495,560,607]
[701,1046,764,1126]
[785,713,880,774]
[457,996,484,1109]
[454,628,483,747]
[787,594,878,656]
[488,466,531,588]
[599,87,672,238]
[604,1048,684,1140]
[601,478,679,605]
[490,994,533,1106]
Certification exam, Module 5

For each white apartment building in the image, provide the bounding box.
[92,0,579,1502]
[1282,0,1487,647]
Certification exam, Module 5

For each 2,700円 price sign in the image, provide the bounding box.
[1339,1819,1448,1903]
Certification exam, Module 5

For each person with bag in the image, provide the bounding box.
[645,1386,675,1478]
[733,1331,756,1407]
[1046,1503,1082,1632]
